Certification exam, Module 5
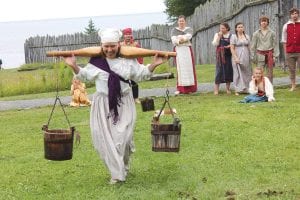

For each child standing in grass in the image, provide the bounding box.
[250,16,279,83]
[240,67,275,103]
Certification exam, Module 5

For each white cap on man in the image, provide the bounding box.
[99,28,122,43]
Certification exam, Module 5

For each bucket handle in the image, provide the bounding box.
[43,96,79,144]
[155,89,177,120]
[46,95,72,128]
[153,89,180,127]
[42,59,80,146]
[45,59,72,129]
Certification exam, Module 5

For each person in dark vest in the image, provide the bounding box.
[282,7,300,91]
[212,22,233,95]
[0,59,2,70]
[120,27,143,103]
[63,28,168,184]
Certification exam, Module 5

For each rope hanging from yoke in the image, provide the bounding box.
[46,57,71,128]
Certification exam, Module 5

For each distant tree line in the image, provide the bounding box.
[164,0,210,22]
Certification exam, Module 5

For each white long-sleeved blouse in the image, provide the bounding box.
[212,33,231,47]
[75,58,152,95]
[249,77,275,102]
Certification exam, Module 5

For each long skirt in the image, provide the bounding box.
[215,53,233,84]
[90,92,136,181]
[175,46,197,93]
[232,63,252,92]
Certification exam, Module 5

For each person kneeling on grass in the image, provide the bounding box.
[70,78,91,107]
[240,67,275,103]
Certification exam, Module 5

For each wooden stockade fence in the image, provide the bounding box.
[188,0,297,64]
[24,25,175,64]
[24,32,100,64]
[24,0,299,65]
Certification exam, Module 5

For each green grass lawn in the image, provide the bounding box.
[0,88,299,199]
[0,60,292,101]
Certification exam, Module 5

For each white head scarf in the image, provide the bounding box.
[99,28,122,43]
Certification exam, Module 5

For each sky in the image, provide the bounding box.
[0,0,166,22]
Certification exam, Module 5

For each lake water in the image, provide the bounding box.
[0,12,168,69]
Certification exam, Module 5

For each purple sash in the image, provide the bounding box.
[89,57,129,123]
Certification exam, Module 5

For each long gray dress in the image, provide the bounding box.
[231,34,252,92]
[75,58,152,181]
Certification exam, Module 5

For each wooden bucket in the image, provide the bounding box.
[141,97,155,112]
[42,125,75,161]
[151,117,181,152]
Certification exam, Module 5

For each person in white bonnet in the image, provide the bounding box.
[64,28,168,184]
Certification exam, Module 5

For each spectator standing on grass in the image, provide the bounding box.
[281,7,300,91]
[230,22,252,95]
[171,15,197,95]
[120,27,143,103]
[212,22,233,95]
[250,16,279,83]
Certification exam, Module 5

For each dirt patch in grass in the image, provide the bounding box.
[257,189,284,197]
[225,190,236,200]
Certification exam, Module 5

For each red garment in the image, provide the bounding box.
[257,49,274,69]
[122,28,132,35]
[121,28,143,64]
[286,22,300,53]
[176,46,197,93]
[216,46,226,65]
[256,78,265,96]
[122,28,135,48]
